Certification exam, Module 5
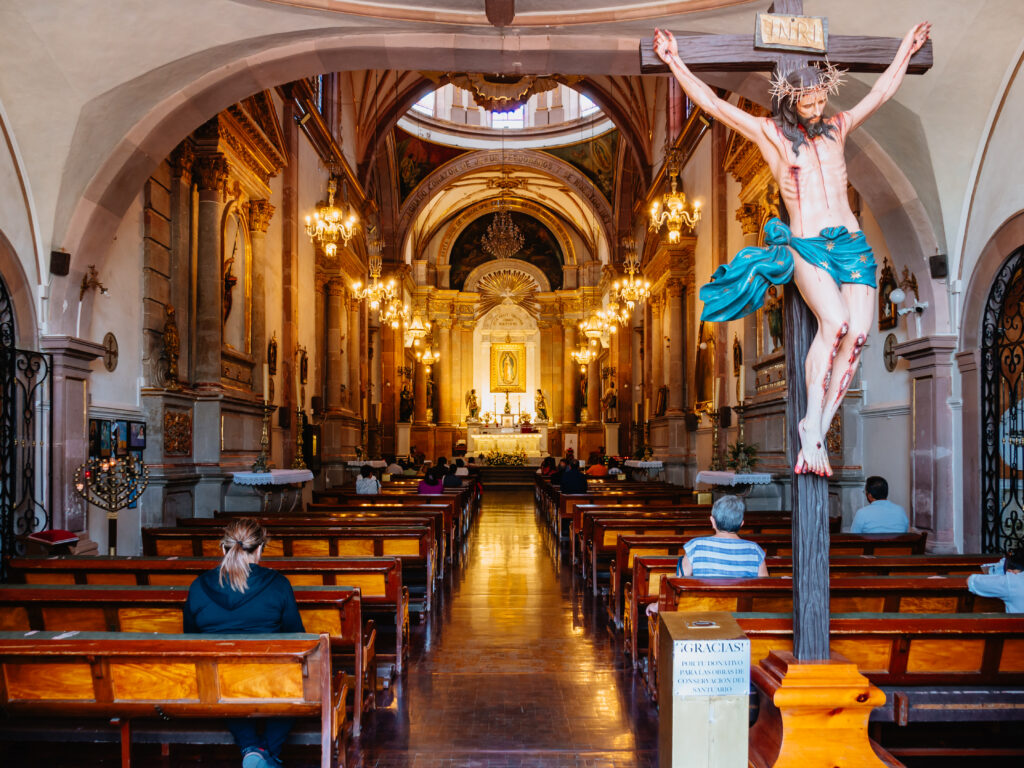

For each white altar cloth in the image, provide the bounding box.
[232,469,314,485]
[346,460,386,468]
[624,460,664,469]
[695,470,773,486]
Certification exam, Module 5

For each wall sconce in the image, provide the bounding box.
[79,264,109,301]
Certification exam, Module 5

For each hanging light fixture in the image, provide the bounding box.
[404,314,431,349]
[306,177,358,257]
[571,344,595,371]
[380,296,410,330]
[649,149,701,244]
[416,344,440,374]
[612,237,651,318]
[481,121,525,260]
[352,237,395,312]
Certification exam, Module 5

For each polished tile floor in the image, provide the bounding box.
[4,491,658,767]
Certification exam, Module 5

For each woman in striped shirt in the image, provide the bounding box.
[677,495,769,578]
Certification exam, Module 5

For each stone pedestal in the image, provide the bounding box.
[603,423,620,457]
[396,423,411,459]
[749,651,893,768]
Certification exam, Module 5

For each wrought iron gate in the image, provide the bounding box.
[0,274,52,576]
[981,247,1024,554]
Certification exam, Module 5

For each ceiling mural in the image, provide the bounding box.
[395,127,468,202]
[450,211,563,292]
[542,129,618,202]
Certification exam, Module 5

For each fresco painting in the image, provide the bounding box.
[449,211,564,291]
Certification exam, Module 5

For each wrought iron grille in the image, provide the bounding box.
[981,247,1024,554]
[0,275,52,579]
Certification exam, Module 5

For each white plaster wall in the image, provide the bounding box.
[297,130,327,409]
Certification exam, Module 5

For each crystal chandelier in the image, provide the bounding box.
[380,296,410,330]
[571,344,595,371]
[649,150,701,244]
[612,237,651,317]
[352,241,395,312]
[416,344,440,374]
[481,206,525,260]
[404,314,431,349]
[305,177,358,257]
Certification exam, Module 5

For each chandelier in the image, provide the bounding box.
[481,207,525,260]
[305,177,358,257]
[571,344,595,371]
[381,296,410,330]
[612,237,651,316]
[649,151,701,244]
[352,244,395,312]
[416,344,440,374]
[404,314,431,349]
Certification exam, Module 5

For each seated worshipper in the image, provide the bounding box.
[560,460,588,494]
[355,464,381,495]
[436,456,449,472]
[551,458,569,483]
[443,463,464,488]
[648,496,767,616]
[849,476,909,534]
[385,455,404,476]
[184,519,303,768]
[454,458,469,476]
[466,456,481,476]
[402,460,418,476]
[585,459,608,476]
[418,466,445,494]
[417,459,433,477]
[537,456,557,476]
[967,548,1024,613]
[608,457,623,476]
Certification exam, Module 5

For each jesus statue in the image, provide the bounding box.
[654,21,930,477]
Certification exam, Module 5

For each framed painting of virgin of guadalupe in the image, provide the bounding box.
[490,343,526,393]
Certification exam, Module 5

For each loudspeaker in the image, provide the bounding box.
[929,254,948,280]
[50,250,70,276]
[311,395,323,415]
[684,412,699,431]
[278,408,291,429]
[719,406,732,428]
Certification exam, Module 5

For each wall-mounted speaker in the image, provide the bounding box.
[278,408,291,429]
[311,395,324,415]
[719,406,732,428]
[50,250,70,276]
[929,254,948,280]
[684,412,699,431]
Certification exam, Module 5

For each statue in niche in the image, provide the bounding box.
[602,382,618,423]
[162,304,181,390]
[579,371,588,421]
[399,382,414,422]
[535,389,549,422]
[465,389,480,421]
[765,285,784,352]
[223,256,237,323]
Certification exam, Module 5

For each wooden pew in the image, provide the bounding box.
[0,631,344,768]
[309,491,466,550]
[644,576,1004,700]
[143,524,435,614]
[317,484,474,537]
[624,553,999,667]
[7,554,410,676]
[0,584,374,736]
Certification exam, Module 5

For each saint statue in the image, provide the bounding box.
[654,22,931,476]
[162,304,181,390]
[534,389,549,422]
[602,383,618,423]
[399,382,414,423]
[465,389,480,420]
[765,285,784,352]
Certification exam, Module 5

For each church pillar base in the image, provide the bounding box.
[577,424,604,463]
[322,410,363,487]
[410,426,436,463]
[749,651,897,768]
[396,423,412,459]
[434,426,456,462]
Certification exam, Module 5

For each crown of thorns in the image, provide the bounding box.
[769,60,847,104]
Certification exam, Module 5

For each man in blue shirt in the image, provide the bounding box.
[968,549,1024,613]
[849,476,909,534]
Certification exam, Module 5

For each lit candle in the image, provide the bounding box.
[262,363,270,405]
[713,377,720,411]
[295,352,301,409]
[739,364,745,405]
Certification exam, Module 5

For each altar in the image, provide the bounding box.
[467,424,548,458]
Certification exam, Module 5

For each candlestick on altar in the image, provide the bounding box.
[262,363,270,404]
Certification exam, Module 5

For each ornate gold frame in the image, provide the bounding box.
[490,343,526,393]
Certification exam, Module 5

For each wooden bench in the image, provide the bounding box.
[624,553,999,668]
[735,613,1024,763]
[645,576,1004,699]
[317,484,474,537]
[0,630,345,768]
[0,583,375,736]
[144,524,436,614]
[7,554,409,676]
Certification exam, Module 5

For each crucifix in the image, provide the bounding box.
[642,1,932,660]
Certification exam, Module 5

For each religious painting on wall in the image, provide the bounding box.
[490,343,526,393]
[542,128,619,201]
[394,127,467,201]
[877,257,898,331]
[449,211,564,291]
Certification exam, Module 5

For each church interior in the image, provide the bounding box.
[2,1,1024,766]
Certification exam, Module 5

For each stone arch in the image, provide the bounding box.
[464,259,551,293]
[398,148,614,255]
[0,229,38,349]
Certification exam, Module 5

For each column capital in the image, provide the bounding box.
[325,278,347,297]
[170,141,195,181]
[347,296,362,313]
[735,203,762,236]
[248,199,275,233]
[192,153,229,193]
[435,317,453,330]
[666,278,685,298]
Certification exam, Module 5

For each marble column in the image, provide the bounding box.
[539,320,555,423]
[667,279,686,413]
[450,320,464,424]
[325,280,346,410]
[248,200,274,400]
[562,320,578,425]
[168,142,195,382]
[956,349,981,553]
[437,318,453,425]
[192,153,229,386]
[896,335,959,553]
[587,353,601,424]
[413,357,428,425]
[550,322,564,425]
[347,295,361,414]
[650,296,664,407]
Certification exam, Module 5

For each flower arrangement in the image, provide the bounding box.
[726,440,759,473]
[484,448,528,467]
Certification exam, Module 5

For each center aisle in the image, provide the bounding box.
[356,489,658,767]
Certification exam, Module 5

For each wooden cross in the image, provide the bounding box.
[642,1,932,660]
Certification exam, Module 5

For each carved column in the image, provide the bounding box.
[324,280,346,410]
[458,319,475,424]
[249,200,274,399]
[650,295,665,407]
[562,319,578,425]
[551,321,564,425]
[347,296,361,415]
[539,319,555,423]
[450,320,464,423]
[192,153,229,386]
[667,278,686,413]
[437,318,453,425]
[587,351,601,424]
[413,356,428,426]
[169,142,195,382]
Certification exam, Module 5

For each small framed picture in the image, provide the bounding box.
[114,420,129,457]
[99,421,112,458]
[88,419,101,457]
[129,421,147,450]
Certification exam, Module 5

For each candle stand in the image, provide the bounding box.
[291,406,307,470]
[252,403,275,473]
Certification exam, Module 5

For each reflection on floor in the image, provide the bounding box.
[4,490,658,767]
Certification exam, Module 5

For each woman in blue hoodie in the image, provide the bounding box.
[184,519,304,768]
